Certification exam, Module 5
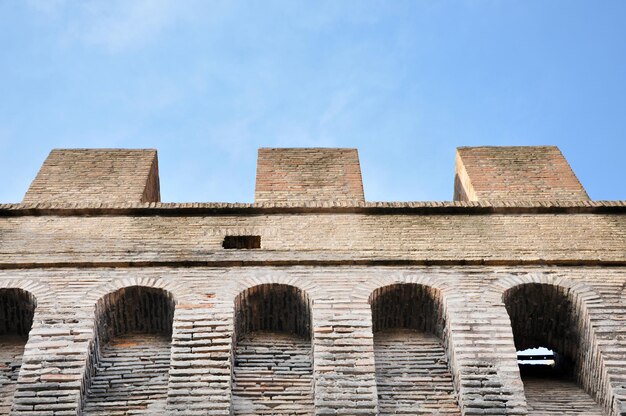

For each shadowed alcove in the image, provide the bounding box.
[0,288,36,414]
[83,286,175,415]
[370,283,460,415]
[232,283,314,415]
[503,283,604,415]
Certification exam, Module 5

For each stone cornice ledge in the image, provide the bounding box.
[0,200,625,216]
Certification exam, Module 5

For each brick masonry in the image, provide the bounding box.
[373,329,460,415]
[454,146,590,201]
[255,148,365,204]
[523,378,605,414]
[0,146,623,415]
[23,149,160,204]
[83,333,171,415]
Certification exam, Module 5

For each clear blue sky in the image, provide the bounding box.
[1,1,625,203]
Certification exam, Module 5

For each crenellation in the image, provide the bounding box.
[454,146,590,202]
[255,148,365,204]
[23,149,160,204]
[0,146,624,415]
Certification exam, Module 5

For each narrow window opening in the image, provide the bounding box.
[517,347,575,379]
[517,347,556,366]
[223,235,261,249]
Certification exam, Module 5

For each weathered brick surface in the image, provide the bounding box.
[82,286,174,414]
[370,284,460,414]
[0,267,622,415]
[83,334,171,415]
[523,378,605,414]
[232,332,313,415]
[0,210,623,265]
[0,146,624,416]
[255,148,364,204]
[0,289,34,414]
[0,337,26,414]
[23,149,160,204]
[232,284,314,415]
[455,146,589,201]
[373,330,460,415]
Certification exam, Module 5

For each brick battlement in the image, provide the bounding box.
[23,148,160,204]
[454,146,589,202]
[255,147,365,204]
[0,146,624,416]
[19,145,596,205]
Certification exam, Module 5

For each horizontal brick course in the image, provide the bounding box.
[0,212,623,266]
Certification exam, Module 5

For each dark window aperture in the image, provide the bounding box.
[222,235,261,249]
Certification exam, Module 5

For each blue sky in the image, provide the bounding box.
[1,0,625,203]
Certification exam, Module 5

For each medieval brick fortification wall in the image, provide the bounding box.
[0,146,624,415]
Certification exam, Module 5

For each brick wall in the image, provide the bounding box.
[232,284,314,414]
[0,207,623,265]
[0,266,623,415]
[371,284,460,414]
[255,148,365,204]
[454,146,590,201]
[22,149,160,204]
[2,146,625,416]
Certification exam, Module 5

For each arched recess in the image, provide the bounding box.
[0,288,36,414]
[232,283,314,415]
[370,283,460,415]
[503,283,605,415]
[83,286,175,415]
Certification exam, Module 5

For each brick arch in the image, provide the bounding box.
[352,272,458,354]
[234,283,312,340]
[494,274,612,414]
[369,282,446,337]
[364,275,461,415]
[230,278,316,415]
[220,272,325,336]
[224,272,324,303]
[352,272,459,356]
[352,271,456,303]
[82,284,177,414]
[93,285,176,342]
[0,279,55,309]
[82,276,190,307]
[492,273,602,302]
